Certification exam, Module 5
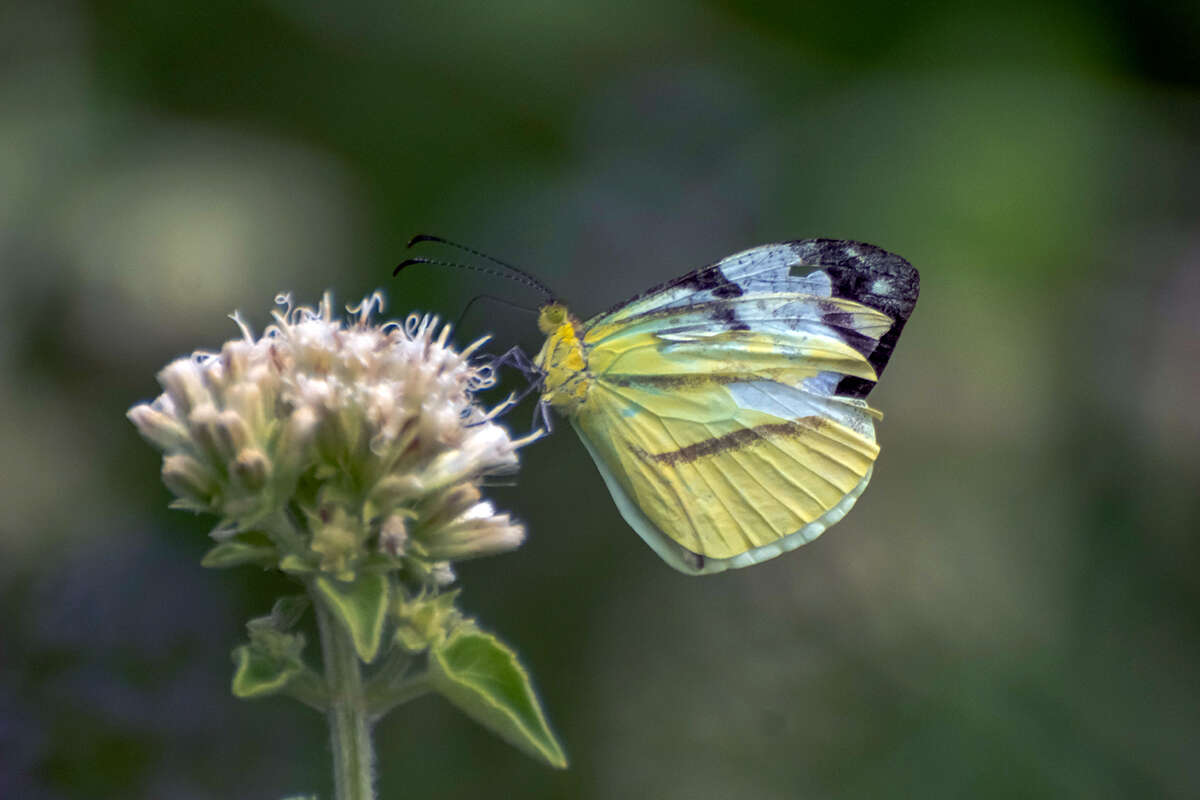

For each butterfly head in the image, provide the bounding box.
[534,302,591,414]
[535,302,569,335]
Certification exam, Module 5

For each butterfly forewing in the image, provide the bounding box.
[586,239,918,399]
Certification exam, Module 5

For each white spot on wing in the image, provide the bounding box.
[728,380,815,419]
[728,380,877,439]
[717,250,836,297]
[801,371,841,397]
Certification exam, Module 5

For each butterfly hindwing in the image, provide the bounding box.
[571,372,878,574]
[575,314,885,573]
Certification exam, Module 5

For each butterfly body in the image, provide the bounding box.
[532,239,919,575]
[535,304,592,413]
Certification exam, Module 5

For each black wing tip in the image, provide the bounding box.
[786,238,919,315]
[783,239,919,399]
[788,237,918,295]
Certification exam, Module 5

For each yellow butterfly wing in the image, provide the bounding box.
[541,239,919,574]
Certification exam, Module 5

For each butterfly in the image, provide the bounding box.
[399,237,919,575]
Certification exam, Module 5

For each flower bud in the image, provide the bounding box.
[416,483,482,534]
[215,410,251,459]
[127,403,189,452]
[232,447,270,490]
[158,360,212,416]
[422,503,525,561]
[274,406,319,476]
[187,404,224,465]
[370,474,424,508]
[220,339,252,383]
[380,512,410,557]
[225,382,266,435]
[162,454,215,504]
[430,561,456,586]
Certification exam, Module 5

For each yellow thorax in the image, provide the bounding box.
[535,303,591,413]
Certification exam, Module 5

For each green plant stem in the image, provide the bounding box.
[313,587,375,800]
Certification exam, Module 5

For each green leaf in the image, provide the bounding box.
[232,644,302,698]
[201,540,277,568]
[234,606,309,701]
[270,594,310,630]
[314,574,390,663]
[430,629,567,768]
[359,551,404,573]
[168,497,210,513]
[279,554,316,574]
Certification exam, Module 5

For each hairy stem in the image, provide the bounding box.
[313,588,375,800]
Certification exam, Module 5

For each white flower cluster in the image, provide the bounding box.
[128,292,538,581]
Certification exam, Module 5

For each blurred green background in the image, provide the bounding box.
[3,0,1200,797]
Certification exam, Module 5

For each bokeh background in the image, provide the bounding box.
[3,0,1200,797]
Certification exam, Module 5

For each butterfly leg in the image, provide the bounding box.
[485,346,545,403]
[488,346,540,380]
[470,346,551,437]
[487,347,556,435]
[533,398,554,435]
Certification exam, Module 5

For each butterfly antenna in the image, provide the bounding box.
[405,234,557,301]
[394,256,550,298]
[456,294,539,332]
